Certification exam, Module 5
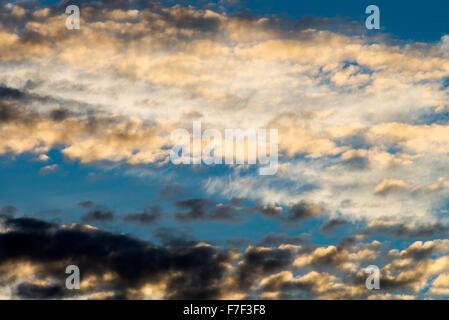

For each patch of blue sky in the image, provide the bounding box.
[408,108,449,125]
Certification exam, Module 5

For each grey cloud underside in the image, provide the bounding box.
[0,85,102,119]
[364,222,449,238]
[258,232,306,246]
[81,209,115,223]
[320,218,349,233]
[123,206,163,224]
[0,215,232,299]
[174,198,244,221]
[0,213,449,299]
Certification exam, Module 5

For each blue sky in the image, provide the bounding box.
[242,0,449,42]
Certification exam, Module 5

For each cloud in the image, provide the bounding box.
[0,85,25,100]
[365,220,449,238]
[321,218,349,233]
[374,179,411,196]
[123,206,162,225]
[388,240,449,261]
[258,233,305,247]
[2,214,449,299]
[251,205,283,218]
[153,227,197,247]
[82,209,115,223]
[39,164,58,175]
[174,198,243,221]
[0,205,18,216]
[257,270,365,299]
[174,198,211,221]
[288,201,323,221]
[1,216,55,233]
[16,283,67,299]
[235,245,298,291]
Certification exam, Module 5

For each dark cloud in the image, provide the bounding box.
[250,205,283,218]
[49,107,73,122]
[257,271,357,300]
[0,213,445,299]
[16,283,67,299]
[172,10,221,33]
[398,245,440,261]
[338,234,368,247]
[0,205,18,216]
[288,201,323,221]
[0,85,43,106]
[154,227,196,247]
[174,198,209,221]
[258,232,305,246]
[365,221,449,238]
[0,215,234,299]
[313,250,346,267]
[0,84,100,121]
[342,155,369,170]
[320,218,349,233]
[81,209,115,223]
[236,246,296,290]
[124,206,162,225]
[0,86,25,100]
[1,215,55,233]
[174,198,242,221]
[0,102,27,123]
[249,201,326,223]
[209,202,242,221]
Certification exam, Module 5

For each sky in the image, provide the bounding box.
[1,0,449,300]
